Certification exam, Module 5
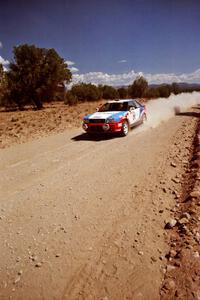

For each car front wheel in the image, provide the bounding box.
[121,120,129,136]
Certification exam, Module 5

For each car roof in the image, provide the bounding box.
[107,99,137,103]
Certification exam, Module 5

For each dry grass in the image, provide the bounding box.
[0,101,104,148]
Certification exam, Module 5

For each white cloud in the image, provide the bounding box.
[71,68,200,86]
[0,41,2,49]
[118,59,127,63]
[0,55,9,70]
[65,60,75,66]
[70,66,79,73]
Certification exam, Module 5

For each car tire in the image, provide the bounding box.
[121,120,129,136]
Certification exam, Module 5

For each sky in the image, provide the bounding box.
[0,0,200,86]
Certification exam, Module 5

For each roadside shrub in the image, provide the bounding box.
[144,87,160,99]
[117,87,128,99]
[157,84,171,98]
[99,85,119,99]
[70,83,101,102]
[64,91,78,105]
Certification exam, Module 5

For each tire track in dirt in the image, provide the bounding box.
[0,111,198,300]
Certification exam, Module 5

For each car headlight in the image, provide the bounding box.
[102,123,110,131]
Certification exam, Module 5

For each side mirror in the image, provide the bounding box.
[129,107,135,112]
[96,107,99,111]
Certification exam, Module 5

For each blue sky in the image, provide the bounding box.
[0,0,200,85]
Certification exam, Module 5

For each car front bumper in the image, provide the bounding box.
[82,121,123,133]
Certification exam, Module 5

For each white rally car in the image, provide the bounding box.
[82,99,147,136]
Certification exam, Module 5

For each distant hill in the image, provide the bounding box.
[116,83,200,89]
[149,83,200,89]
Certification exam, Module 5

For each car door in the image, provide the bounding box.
[127,101,141,126]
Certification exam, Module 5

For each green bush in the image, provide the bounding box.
[64,91,78,105]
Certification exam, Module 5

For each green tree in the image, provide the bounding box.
[71,83,101,101]
[64,91,78,105]
[117,87,128,99]
[6,44,72,109]
[0,63,4,105]
[144,87,160,99]
[157,84,171,98]
[99,85,119,99]
[129,76,148,98]
[171,82,180,95]
[0,63,3,81]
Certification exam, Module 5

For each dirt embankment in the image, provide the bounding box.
[160,115,200,299]
[0,101,103,149]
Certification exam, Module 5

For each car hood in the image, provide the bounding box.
[85,111,127,121]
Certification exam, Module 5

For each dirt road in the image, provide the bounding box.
[0,109,199,300]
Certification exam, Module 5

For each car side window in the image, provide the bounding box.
[128,101,136,110]
[133,100,140,108]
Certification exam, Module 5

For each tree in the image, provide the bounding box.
[71,83,101,101]
[157,84,171,98]
[64,91,78,105]
[144,87,160,99]
[129,76,148,98]
[171,82,180,95]
[6,44,72,109]
[99,85,119,99]
[0,63,9,107]
[117,87,128,99]
[0,63,3,81]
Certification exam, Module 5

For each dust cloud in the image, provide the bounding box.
[143,91,200,130]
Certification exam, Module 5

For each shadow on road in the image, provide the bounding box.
[192,106,200,110]
[176,111,200,118]
[71,132,122,142]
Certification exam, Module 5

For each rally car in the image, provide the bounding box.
[82,99,147,136]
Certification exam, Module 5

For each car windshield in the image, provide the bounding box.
[99,102,128,112]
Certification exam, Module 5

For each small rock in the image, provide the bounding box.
[178,217,189,225]
[172,178,180,184]
[35,262,42,268]
[14,276,21,284]
[190,191,200,198]
[138,251,144,256]
[195,290,200,300]
[55,253,60,257]
[18,270,23,275]
[174,261,181,267]
[171,242,176,247]
[192,251,199,258]
[163,279,176,290]
[164,218,177,229]
[151,256,157,262]
[181,212,191,220]
[171,162,177,167]
[187,245,193,250]
[10,117,18,122]
[169,249,177,258]
[30,255,38,262]
[166,265,176,272]
[101,297,108,300]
